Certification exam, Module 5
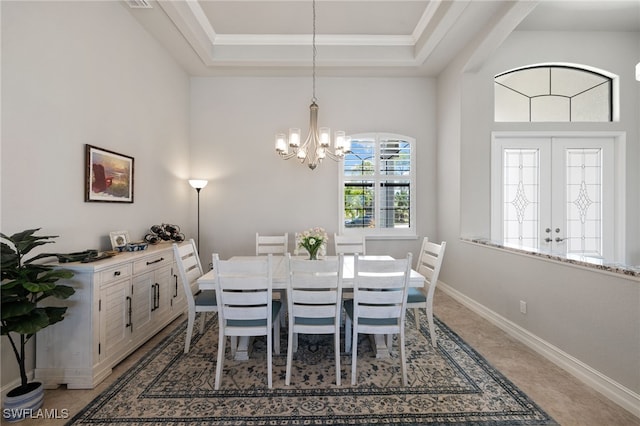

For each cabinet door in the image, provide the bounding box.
[131,272,154,337]
[99,278,132,361]
[153,265,173,320]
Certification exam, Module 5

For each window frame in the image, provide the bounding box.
[338,132,417,238]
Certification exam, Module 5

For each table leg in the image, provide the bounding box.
[233,336,251,361]
[370,334,391,359]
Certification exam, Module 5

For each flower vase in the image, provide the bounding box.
[308,247,319,260]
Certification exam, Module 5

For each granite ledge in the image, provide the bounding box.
[462,237,640,281]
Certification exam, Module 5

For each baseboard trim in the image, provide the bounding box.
[438,281,640,419]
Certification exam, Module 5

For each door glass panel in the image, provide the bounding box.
[566,148,602,257]
[503,149,540,249]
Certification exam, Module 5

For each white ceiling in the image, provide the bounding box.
[125,0,640,77]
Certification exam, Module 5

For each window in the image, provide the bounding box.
[491,133,623,262]
[494,65,613,122]
[339,133,416,237]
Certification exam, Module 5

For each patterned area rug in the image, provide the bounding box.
[67,312,557,425]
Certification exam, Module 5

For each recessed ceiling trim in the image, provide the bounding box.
[413,0,470,65]
[158,0,217,65]
[126,0,152,9]
[213,34,415,47]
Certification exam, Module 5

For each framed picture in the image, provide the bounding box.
[85,144,134,203]
[110,231,131,250]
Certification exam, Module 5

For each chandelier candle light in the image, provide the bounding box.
[275,0,351,170]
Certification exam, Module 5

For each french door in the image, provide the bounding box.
[491,133,617,260]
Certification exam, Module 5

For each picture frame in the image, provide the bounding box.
[85,144,134,203]
[109,231,131,250]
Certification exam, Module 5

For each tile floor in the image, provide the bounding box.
[14,290,640,425]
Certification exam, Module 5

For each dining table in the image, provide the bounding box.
[197,255,425,360]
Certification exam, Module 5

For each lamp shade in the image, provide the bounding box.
[188,179,208,189]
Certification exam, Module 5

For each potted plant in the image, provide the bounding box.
[1,229,75,422]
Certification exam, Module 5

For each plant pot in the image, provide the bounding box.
[2,382,44,422]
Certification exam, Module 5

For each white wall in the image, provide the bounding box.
[1,1,191,390]
[438,29,640,403]
[189,76,437,263]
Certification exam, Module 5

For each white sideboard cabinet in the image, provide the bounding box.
[35,244,186,389]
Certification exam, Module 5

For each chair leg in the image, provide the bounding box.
[214,329,226,390]
[427,306,437,348]
[184,311,195,354]
[351,328,358,385]
[267,329,273,389]
[334,329,341,386]
[399,331,407,387]
[285,325,294,386]
[199,312,206,333]
[414,308,420,330]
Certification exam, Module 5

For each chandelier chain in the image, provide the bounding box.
[312,0,317,103]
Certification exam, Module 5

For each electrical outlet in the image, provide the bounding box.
[520,300,527,314]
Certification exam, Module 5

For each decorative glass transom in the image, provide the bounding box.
[495,65,612,122]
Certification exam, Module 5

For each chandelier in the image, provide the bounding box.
[274,0,351,170]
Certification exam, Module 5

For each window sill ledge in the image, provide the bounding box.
[461,237,640,281]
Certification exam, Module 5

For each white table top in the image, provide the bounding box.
[197,255,425,290]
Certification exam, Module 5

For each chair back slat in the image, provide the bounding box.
[224,305,269,321]
[256,233,288,255]
[292,304,337,318]
[334,233,366,255]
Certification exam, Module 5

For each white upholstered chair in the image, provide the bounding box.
[344,253,413,386]
[406,237,446,347]
[173,239,217,354]
[256,233,288,255]
[285,253,344,386]
[333,233,366,255]
[212,253,282,389]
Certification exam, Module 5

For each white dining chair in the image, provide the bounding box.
[406,238,446,347]
[334,233,366,255]
[212,253,282,389]
[173,239,217,354]
[285,253,344,386]
[256,233,288,255]
[344,253,413,386]
[256,232,288,323]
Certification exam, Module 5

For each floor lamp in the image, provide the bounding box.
[188,179,208,252]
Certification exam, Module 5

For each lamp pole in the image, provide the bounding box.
[188,180,208,252]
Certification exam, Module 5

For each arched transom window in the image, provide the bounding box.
[494,65,612,122]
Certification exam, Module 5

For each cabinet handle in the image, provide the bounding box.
[114,271,121,276]
[151,284,157,312]
[126,296,132,330]
[173,275,178,298]
[146,257,164,265]
[156,283,160,309]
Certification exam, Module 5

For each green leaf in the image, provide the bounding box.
[23,281,57,293]
[1,300,36,320]
[3,309,50,335]
[44,306,68,326]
